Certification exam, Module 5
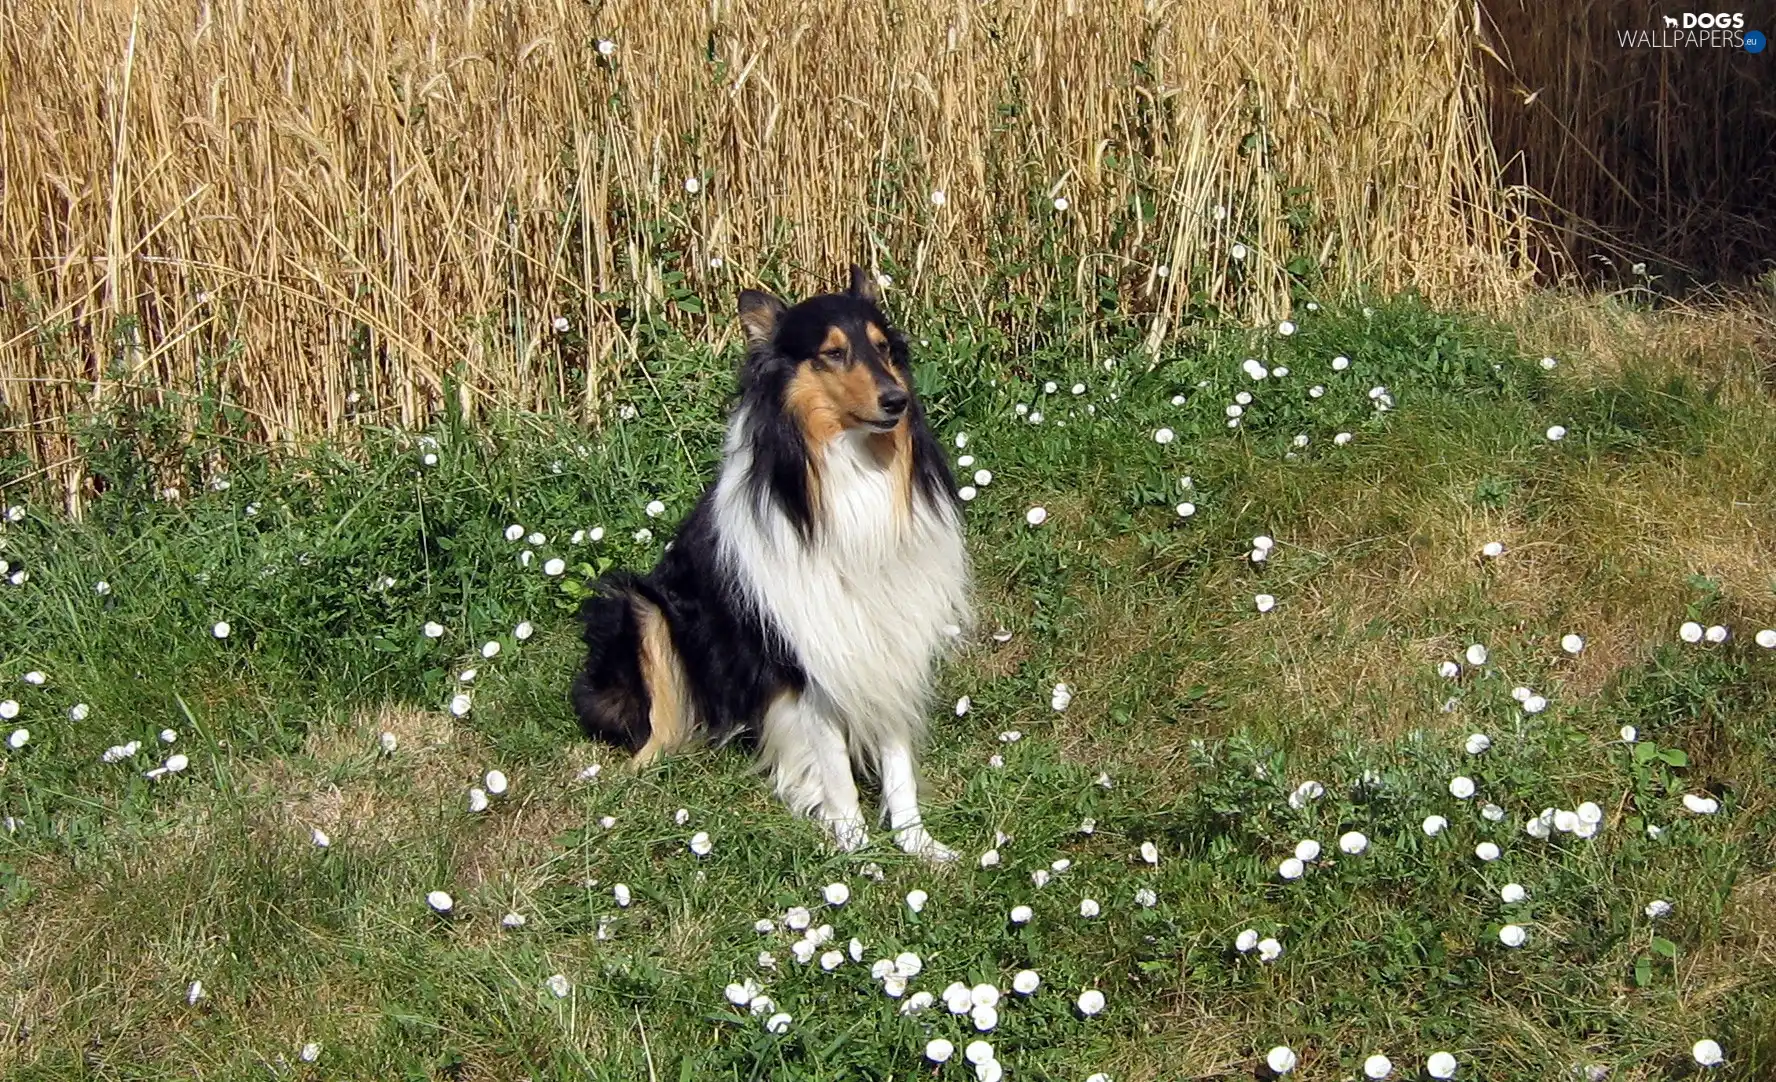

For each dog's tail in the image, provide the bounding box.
[569,573,695,768]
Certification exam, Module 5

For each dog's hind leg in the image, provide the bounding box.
[759,689,868,852]
[630,598,694,769]
[880,738,957,863]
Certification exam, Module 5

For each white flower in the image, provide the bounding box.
[1705,624,1728,644]
[959,486,978,501]
[1756,629,1776,649]
[1682,793,1719,814]
[503,912,527,929]
[1257,937,1284,962]
[1561,633,1584,654]
[1644,898,1673,919]
[1288,780,1325,808]
[1140,840,1159,864]
[1545,424,1567,441]
[645,500,666,517]
[1482,803,1506,822]
[900,990,933,1014]
[1294,839,1322,862]
[467,788,489,813]
[905,889,928,913]
[979,848,1000,868]
[1051,682,1073,710]
[1154,427,1175,444]
[823,882,850,906]
[1523,694,1547,714]
[423,621,445,639]
[748,994,775,1016]
[971,1003,999,1031]
[543,557,566,576]
[311,827,331,848]
[1481,541,1505,558]
[505,524,525,542]
[484,769,509,796]
[165,753,189,772]
[819,949,844,971]
[212,621,231,639]
[1333,432,1353,446]
[612,883,632,907]
[1339,831,1369,855]
[973,468,993,487]
[1449,775,1476,799]
[1475,842,1501,861]
[481,640,501,659]
[1620,724,1638,743]
[597,38,616,55]
[1053,196,1070,211]
[1267,1046,1298,1074]
[1031,869,1051,888]
[764,1012,791,1034]
[1051,857,1072,872]
[926,1038,955,1063]
[1309,385,1326,398]
[1177,502,1196,517]
[1277,321,1296,337]
[1692,1040,1723,1067]
[22,671,44,686]
[1076,988,1106,1015]
[689,830,713,855]
[426,890,454,913]
[1465,733,1492,755]
[1427,1052,1458,1079]
[1423,815,1449,836]
[1079,898,1101,918]
[187,980,204,1005]
[1255,594,1276,613]
[1501,883,1527,903]
[1679,621,1704,643]
[1278,857,1305,880]
[6,728,27,750]
[1230,243,1248,261]
[1364,1053,1394,1079]
[545,973,571,998]
[683,176,701,194]
[1576,801,1602,825]
[1465,643,1489,665]
[449,694,472,717]
[725,979,761,1006]
[1554,809,1580,833]
[1026,506,1048,526]
[1498,924,1527,947]
[1135,886,1158,907]
[300,1043,321,1063]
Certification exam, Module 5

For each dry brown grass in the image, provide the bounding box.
[0,0,1532,502]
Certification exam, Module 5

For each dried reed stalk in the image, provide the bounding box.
[0,0,1531,501]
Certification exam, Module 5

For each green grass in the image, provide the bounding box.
[2,297,1775,1080]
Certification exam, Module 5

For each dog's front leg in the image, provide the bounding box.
[880,739,957,863]
[761,691,869,852]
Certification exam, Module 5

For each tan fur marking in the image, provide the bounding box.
[819,326,850,356]
[631,599,693,769]
[885,420,914,528]
[865,323,889,350]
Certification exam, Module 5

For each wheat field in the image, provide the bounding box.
[1,0,1534,498]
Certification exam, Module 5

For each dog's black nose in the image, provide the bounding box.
[878,388,909,416]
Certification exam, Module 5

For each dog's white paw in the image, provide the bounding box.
[827,818,870,853]
[896,825,957,864]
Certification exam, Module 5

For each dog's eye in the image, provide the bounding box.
[820,347,845,363]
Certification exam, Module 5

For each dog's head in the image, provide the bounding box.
[737,266,913,440]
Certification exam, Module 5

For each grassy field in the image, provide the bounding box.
[1,293,1774,1080]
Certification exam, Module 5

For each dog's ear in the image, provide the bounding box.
[737,290,787,349]
[847,264,880,305]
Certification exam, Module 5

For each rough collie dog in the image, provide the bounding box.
[569,266,969,862]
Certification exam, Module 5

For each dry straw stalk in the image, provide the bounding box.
[0,0,1532,495]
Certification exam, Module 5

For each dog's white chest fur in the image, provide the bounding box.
[713,417,969,750]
